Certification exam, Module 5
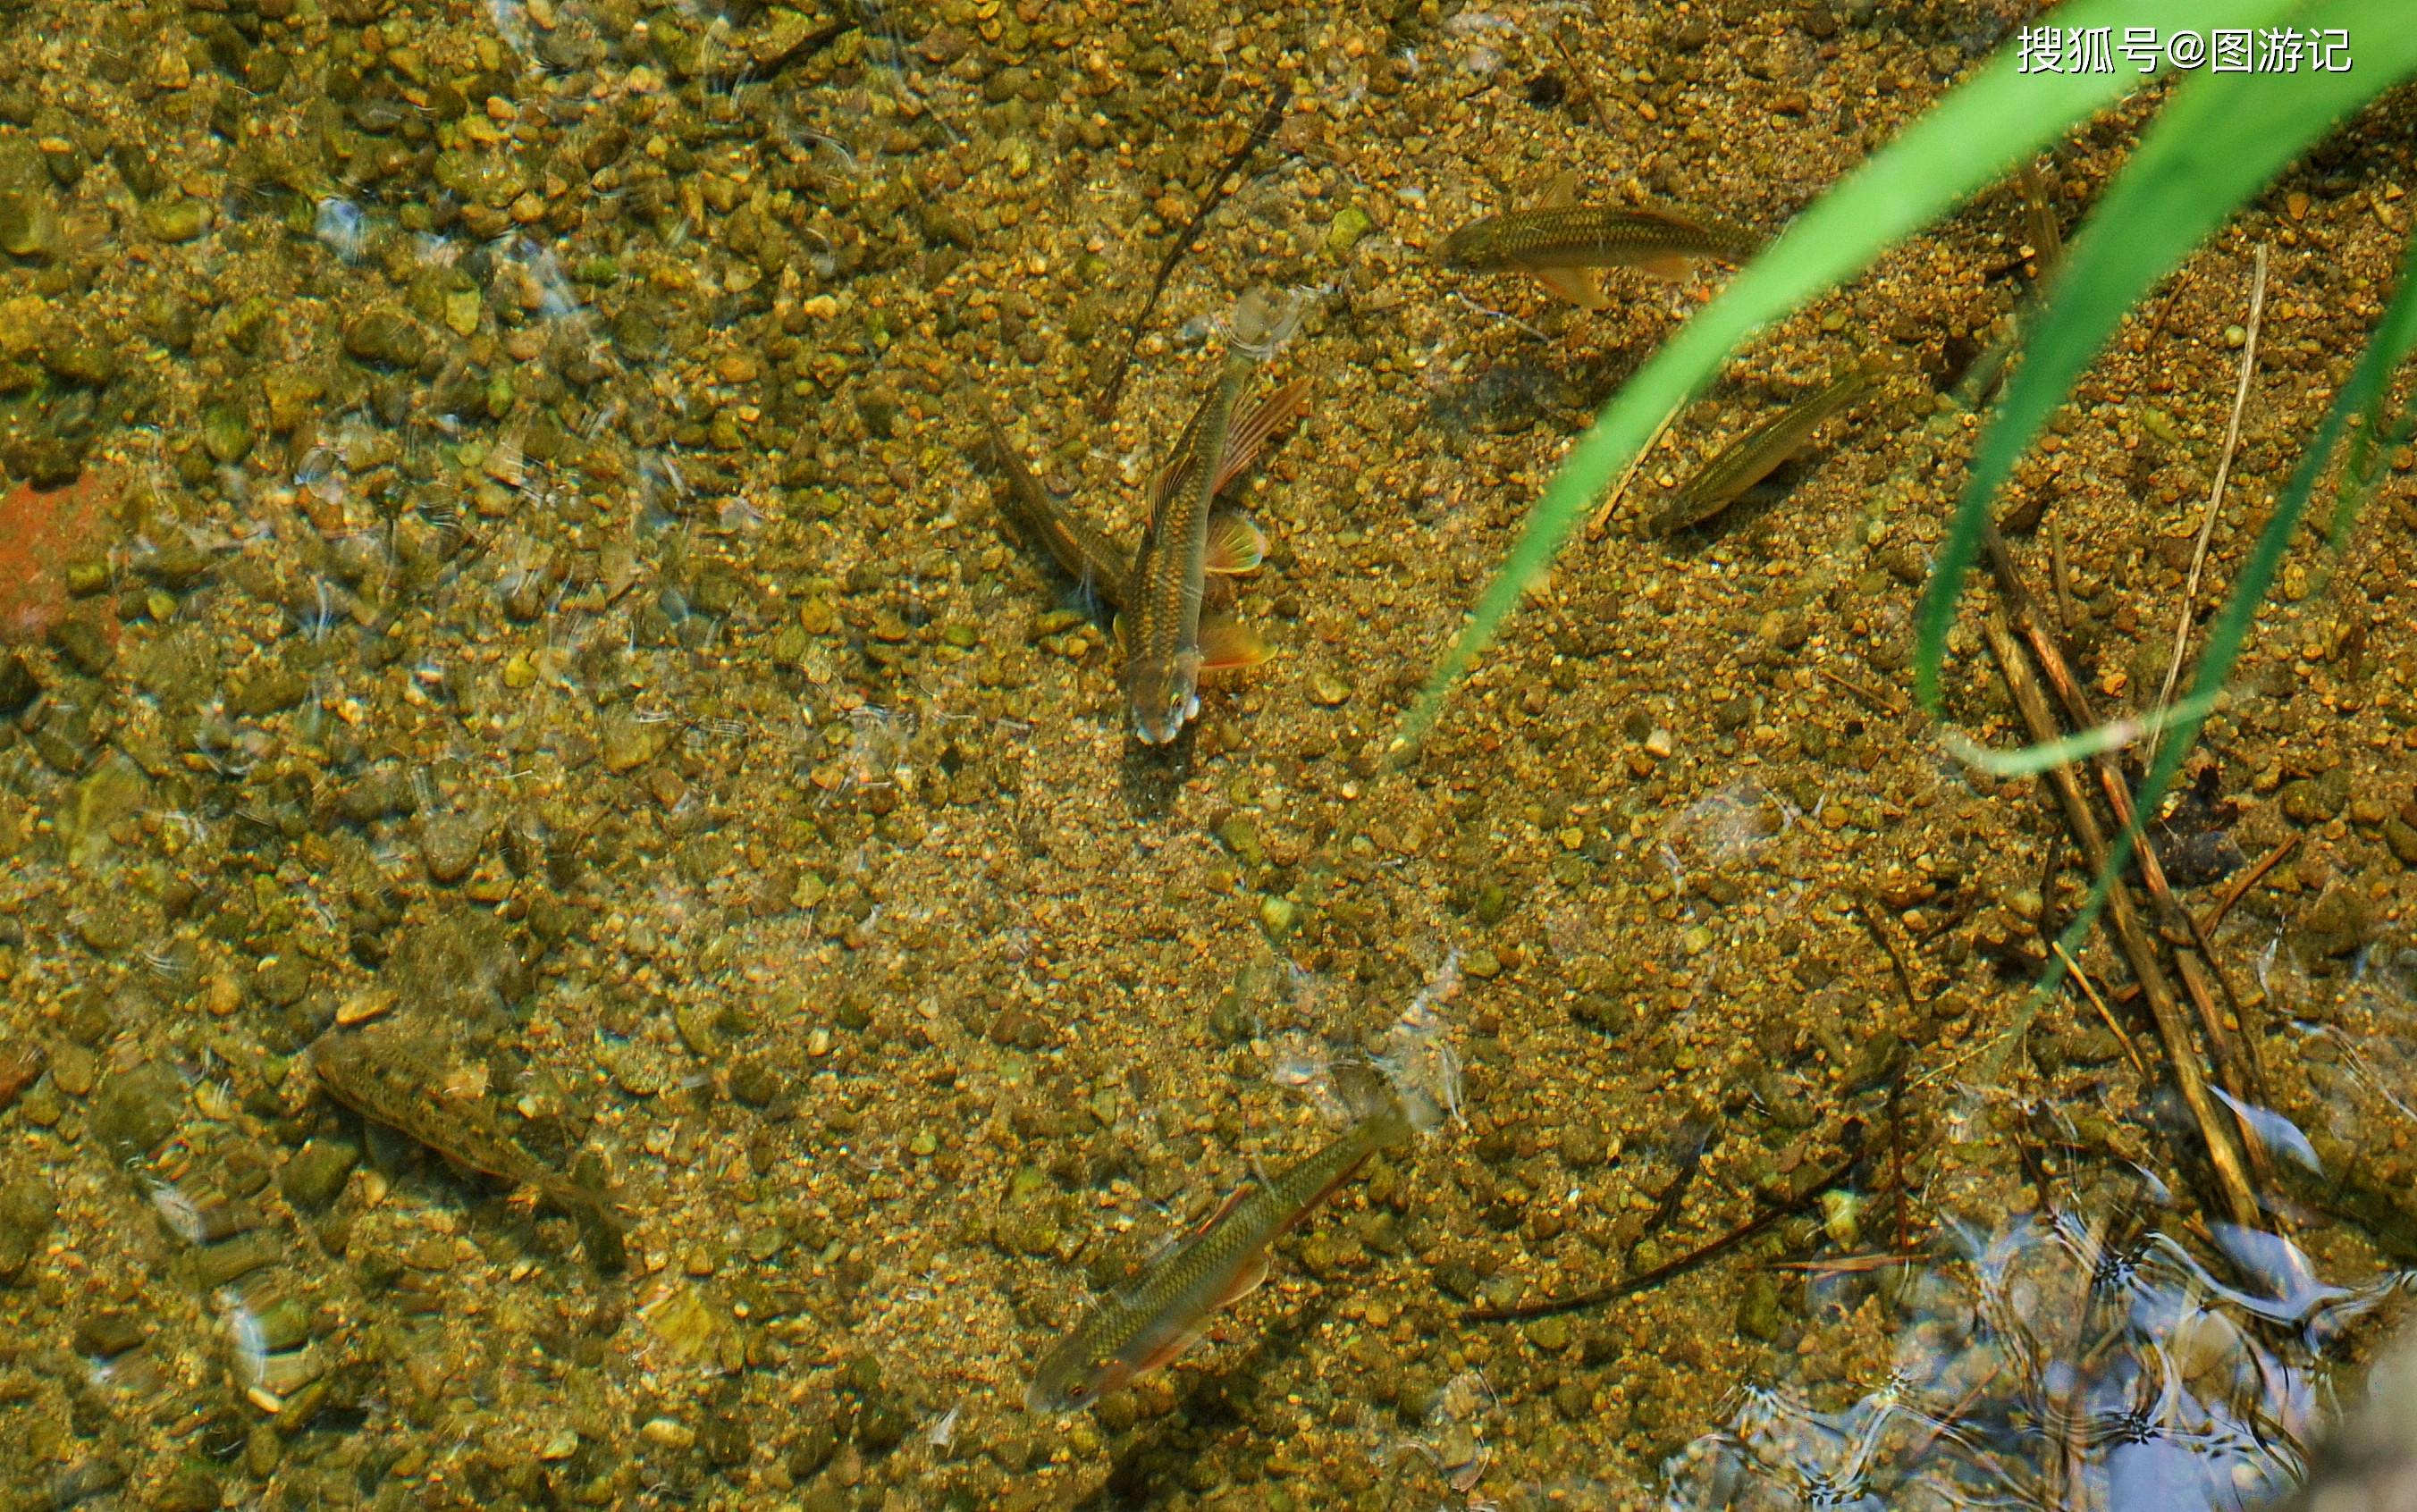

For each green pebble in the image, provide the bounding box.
[0,189,63,260]
[1736,1272,1786,1341]
[199,401,255,465]
[1525,1315,1571,1353]
[341,307,428,368]
[1218,815,1267,868]
[280,1137,360,1212]
[43,340,118,388]
[1259,894,1297,935]
[1326,205,1375,256]
[63,558,107,596]
[48,615,114,676]
[143,196,209,243]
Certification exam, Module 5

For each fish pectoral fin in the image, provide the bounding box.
[1210,378,1312,498]
[1131,1316,1218,1381]
[1211,1251,1272,1312]
[1204,512,1267,575]
[1526,263,1608,309]
[1196,614,1271,673]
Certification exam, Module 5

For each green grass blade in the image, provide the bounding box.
[2017,223,2417,1021]
[1914,0,2417,710]
[1394,0,2300,756]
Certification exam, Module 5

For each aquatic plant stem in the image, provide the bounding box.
[2146,243,2269,771]
[1091,82,1292,422]
[1982,527,2266,1110]
[1979,612,2259,1230]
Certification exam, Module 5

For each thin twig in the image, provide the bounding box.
[1092,82,1293,420]
[1983,525,2268,1109]
[1816,664,1906,718]
[2201,834,2298,937]
[1463,1138,1867,1323]
[2147,244,2269,769]
[2135,269,2199,354]
[1980,610,2261,1231]
[2052,940,2149,1080]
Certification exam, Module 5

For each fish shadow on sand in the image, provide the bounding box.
[1116,724,1197,818]
[1074,1289,1343,1511]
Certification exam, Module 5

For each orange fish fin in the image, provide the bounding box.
[1636,253,1697,281]
[1197,613,1271,673]
[1527,263,1607,309]
[1211,1251,1271,1312]
[1204,512,1267,575]
[1210,378,1311,498]
[1130,1315,1217,1382]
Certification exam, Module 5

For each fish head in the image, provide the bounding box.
[1124,650,1202,745]
[1024,1333,1134,1415]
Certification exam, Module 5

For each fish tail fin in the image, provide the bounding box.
[1225,286,1305,362]
[1333,1060,1428,1149]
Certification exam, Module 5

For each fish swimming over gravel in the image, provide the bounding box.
[311,1032,626,1273]
[973,389,1300,614]
[1442,173,1764,309]
[968,327,1307,744]
[1120,287,1295,744]
[1025,1096,1412,1414]
[1650,357,1882,534]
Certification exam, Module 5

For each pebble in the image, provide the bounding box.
[342,307,429,368]
[142,195,208,242]
[1308,671,1352,707]
[601,708,675,772]
[0,1180,55,1282]
[0,188,62,259]
[1326,206,1375,257]
[419,811,490,884]
[279,1137,360,1211]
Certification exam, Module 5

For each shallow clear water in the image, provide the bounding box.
[2,1,2414,1508]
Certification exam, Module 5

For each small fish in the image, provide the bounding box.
[1442,173,1764,309]
[962,332,1305,743]
[1025,1096,1412,1413]
[311,1032,626,1273]
[1121,289,1295,744]
[973,405,1132,608]
[1650,358,1882,535]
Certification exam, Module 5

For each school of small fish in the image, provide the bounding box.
[964,160,1932,1409]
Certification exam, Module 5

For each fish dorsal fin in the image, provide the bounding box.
[1205,512,1267,575]
[1539,170,1580,209]
[1196,613,1271,673]
[1210,378,1311,499]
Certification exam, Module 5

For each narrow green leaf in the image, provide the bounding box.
[1397,0,2301,755]
[1914,0,2417,710]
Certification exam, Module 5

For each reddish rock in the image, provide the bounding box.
[0,467,119,643]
